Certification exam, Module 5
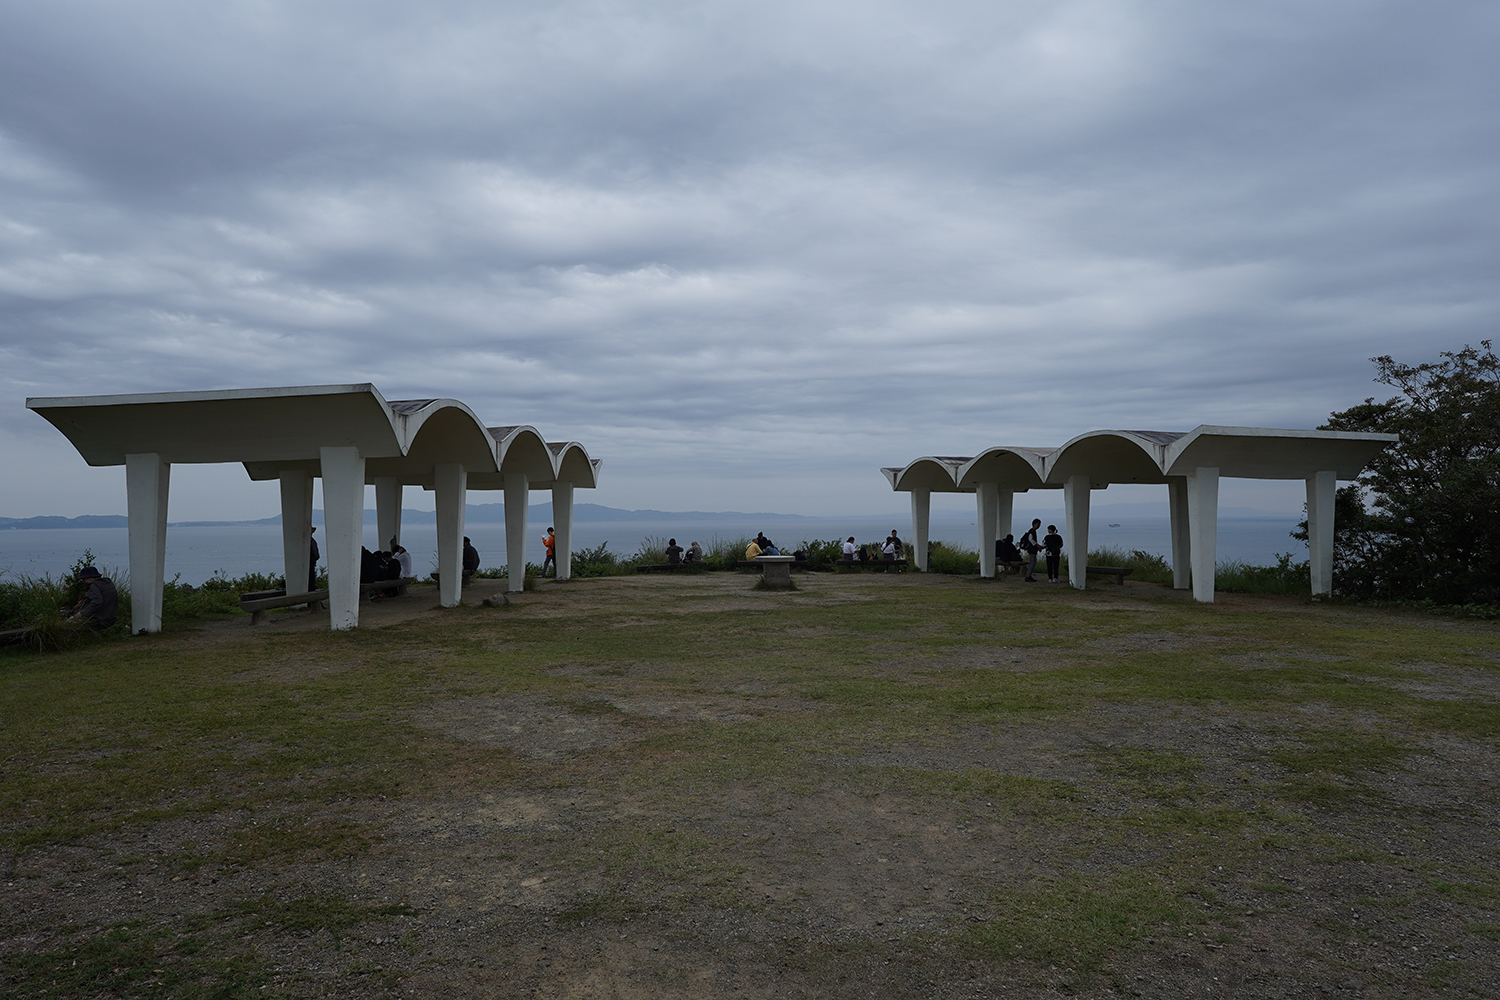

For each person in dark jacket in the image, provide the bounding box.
[68,566,118,628]
[462,537,480,583]
[997,534,1022,569]
[308,527,320,591]
[1043,525,1064,583]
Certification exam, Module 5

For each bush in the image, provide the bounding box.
[1214,553,1310,595]
[571,542,626,578]
[702,537,750,571]
[628,536,668,568]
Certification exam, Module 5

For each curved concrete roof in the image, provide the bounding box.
[882,447,1056,493]
[27,384,602,488]
[1042,425,1398,484]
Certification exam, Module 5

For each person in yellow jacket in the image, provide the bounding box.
[745,539,763,559]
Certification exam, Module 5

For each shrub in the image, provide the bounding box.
[571,542,626,578]
[628,536,668,567]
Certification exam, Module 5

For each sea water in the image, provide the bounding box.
[0,514,1306,586]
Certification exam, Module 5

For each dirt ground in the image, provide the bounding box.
[4,572,1499,999]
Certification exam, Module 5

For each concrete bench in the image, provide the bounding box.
[240,578,415,624]
[1084,565,1134,585]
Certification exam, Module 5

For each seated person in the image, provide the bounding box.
[392,544,414,579]
[842,536,857,560]
[462,537,480,582]
[755,532,780,556]
[360,546,378,585]
[665,538,684,565]
[67,566,118,629]
[685,541,703,563]
[997,534,1022,565]
[745,539,763,560]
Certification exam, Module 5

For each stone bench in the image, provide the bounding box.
[239,578,415,624]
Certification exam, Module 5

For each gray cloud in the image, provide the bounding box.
[2,0,1497,519]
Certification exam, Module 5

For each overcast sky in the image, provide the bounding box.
[3,0,1496,520]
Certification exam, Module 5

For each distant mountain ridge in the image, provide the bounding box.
[0,500,1297,530]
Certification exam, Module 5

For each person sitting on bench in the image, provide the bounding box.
[685,541,703,563]
[665,538,684,565]
[67,566,118,629]
[843,536,858,560]
[755,532,780,556]
[462,537,480,583]
[997,534,1022,567]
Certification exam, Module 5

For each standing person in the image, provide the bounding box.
[1020,518,1042,582]
[541,527,557,577]
[308,527,320,592]
[67,566,118,629]
[462,536,480,583]
[881,536,897,560]
[1043,524,1064,583]
[665,538,684,565]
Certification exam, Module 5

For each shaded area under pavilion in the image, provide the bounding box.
[27,384,600,632]
[883,425,1397,601]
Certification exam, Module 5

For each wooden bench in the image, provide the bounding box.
[1084,565,1134,585]
[239,577,415,624]
[635,562,708,573]
[0,626,31,647]
[836,558,908,572]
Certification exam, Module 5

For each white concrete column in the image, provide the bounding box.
[505,472,529,592]
[434,463,467,608]
[320,446,366,630]
[1167,476,1191,590]
[997,489,1015,548]
[125,452,170,634]
[1064,475,1091,589]
[1186,467,1220,603]
[976,483,998,577]
[1307,470,1336,597]
[375,477,402,552]
[910,488,931,571]
[552,481,574,581]
[279,470,314,597]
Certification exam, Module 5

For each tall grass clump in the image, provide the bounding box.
[1214,553,1310,595]
[629,536,668,567]
[925,541,979,575]
[702,536,751,571]
[1068,547,1174,586]
[570,542,628,578]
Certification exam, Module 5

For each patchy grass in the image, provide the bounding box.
[2,573,1498,997]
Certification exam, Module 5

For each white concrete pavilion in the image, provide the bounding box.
[881,448,1060,577]
[27,385,601,632]
[885,426,1397,602]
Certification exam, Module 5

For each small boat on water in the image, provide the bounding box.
[1108,522,1121,528]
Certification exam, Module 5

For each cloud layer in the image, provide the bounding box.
[3,0,1497,518]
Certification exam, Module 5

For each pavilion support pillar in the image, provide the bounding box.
[320,446,366,630]
[375,477,403,552]
[125,452,170,634]
[279,470,314,597]
[1064,475,1091,590]
[1167,476,1192,590]
[976,483,998,577]
[1307,470,1336,597]
[1186,467,1220,603]
[434,463,467,608]
[552,481,574,581]
[997,489,1015,549]
[910,488,931,571]
[505,473,529,593]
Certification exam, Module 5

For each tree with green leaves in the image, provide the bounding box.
[1308,341,1500,605]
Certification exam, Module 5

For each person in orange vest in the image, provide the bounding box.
[542,526,557,577]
